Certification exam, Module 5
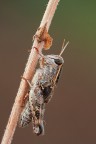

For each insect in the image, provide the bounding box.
[18,40,69,136]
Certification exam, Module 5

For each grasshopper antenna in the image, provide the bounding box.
[59,39,69,56]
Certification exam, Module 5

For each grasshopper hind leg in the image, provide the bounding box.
[18,100,32,127]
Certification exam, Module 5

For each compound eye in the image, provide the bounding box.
[54,59,62,65]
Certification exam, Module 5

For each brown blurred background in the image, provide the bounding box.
[0,0,96,144]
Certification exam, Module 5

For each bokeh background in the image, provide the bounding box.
[0,0,96,144]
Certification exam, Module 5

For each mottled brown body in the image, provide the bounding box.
[18,54,64,136]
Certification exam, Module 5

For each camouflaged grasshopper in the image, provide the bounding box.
[18,40,69,136]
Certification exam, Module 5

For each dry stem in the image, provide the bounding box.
[1,0,60,144]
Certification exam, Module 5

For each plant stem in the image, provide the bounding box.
[1,0,60,144]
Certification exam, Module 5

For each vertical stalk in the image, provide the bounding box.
[1,0,60,144]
